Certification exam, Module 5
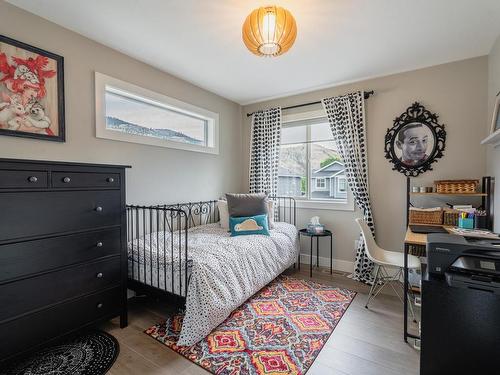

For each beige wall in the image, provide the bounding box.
[1,2,493,267]
[487,34,500,232]
[0,2,243,205]
[243,57,488,265]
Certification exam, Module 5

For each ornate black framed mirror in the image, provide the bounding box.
[384,102,446,177]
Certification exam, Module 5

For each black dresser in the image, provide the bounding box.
[0,158,129,361]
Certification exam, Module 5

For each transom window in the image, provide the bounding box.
[95,72,219,154]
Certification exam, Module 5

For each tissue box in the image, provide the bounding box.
[458,217,474,229]
[307,224,325,234]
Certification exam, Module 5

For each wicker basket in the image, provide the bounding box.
[434,179,479,194]
[443,209,460,226]
[409,208,443,225]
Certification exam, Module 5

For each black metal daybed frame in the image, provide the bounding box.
[126,197,297,306]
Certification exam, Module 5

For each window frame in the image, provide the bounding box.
[337,176,347,193]
[315,177,326,189]
[281,109,354,211]
[95,72,219,154]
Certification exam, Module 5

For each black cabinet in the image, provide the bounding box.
[0,287,122,359]
[51,171,121,188]
[1,190,122,240]
[0,228,121,281]
[0,169,48,189]
[420,275,500,374]
[0,158,129,362]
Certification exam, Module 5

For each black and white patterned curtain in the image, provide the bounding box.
[322,92,375,284]
[249,107,282,195]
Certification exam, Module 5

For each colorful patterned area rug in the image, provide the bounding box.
[145,275,356,375]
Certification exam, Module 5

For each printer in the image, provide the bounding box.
[427,233,500,277]
[421,234,500,375]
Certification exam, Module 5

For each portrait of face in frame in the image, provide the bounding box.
[384,102,446,177]
[394,122,435,166]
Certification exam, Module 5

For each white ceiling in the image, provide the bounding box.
[7,0,500,104]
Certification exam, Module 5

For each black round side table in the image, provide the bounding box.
[298,229,333,277]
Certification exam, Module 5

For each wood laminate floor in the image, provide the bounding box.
[101,266,420,375]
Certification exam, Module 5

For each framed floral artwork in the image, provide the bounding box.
[0,35,65,142]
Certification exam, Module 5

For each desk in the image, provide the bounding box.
[404,227,428,246]
[404,225,454,246]
[403,225,453,343]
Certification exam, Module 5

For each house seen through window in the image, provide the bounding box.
[278,112,349,203]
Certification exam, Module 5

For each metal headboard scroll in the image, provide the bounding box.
[159,197,296,228]
[158,200,219,229]
[131,197,296,233]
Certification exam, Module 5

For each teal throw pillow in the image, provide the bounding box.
[229,214,270,237]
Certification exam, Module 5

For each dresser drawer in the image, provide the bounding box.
[0,286,121,360]
[0,257,121,322]
[0,190,122,241]
[51,171,120,189]
[0,170,48,189]
[0,228,121,283]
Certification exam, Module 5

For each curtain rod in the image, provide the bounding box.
[246,90,374,117]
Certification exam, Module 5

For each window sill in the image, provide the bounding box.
[295,199,355,211]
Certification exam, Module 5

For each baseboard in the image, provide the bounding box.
[299,253,354,273]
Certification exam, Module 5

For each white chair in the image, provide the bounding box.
[355,218,420,310]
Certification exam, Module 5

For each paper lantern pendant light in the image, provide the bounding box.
[242,6,297,57]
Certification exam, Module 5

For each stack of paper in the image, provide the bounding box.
[449,227,499,239]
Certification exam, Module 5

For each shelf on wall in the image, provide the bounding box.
[409,192,487,197]
[481,128,500,147]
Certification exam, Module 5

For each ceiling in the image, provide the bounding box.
[7,0,500,104]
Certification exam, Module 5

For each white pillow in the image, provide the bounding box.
[268,200,275,229]
[219,198,275,229]
[217,200,230,229]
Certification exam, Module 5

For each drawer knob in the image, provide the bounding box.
[95,206,103,212]
[28,176,38,183]
[96,272,104,279]
[62,177,71,183]
[96,241,103,247]
[97,303,104,309]
[107,177,115,183]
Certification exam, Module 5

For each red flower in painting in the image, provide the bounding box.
[0,53,15,80]
[0,53,56,99]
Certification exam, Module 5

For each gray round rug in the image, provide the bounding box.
[1,331,119,375]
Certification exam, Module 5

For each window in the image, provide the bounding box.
[278,109,353,210]
[95,72,219,154]
[316,178,326,189]
[338,177,347,192]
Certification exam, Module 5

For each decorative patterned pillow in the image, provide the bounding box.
[229,214,270,237]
